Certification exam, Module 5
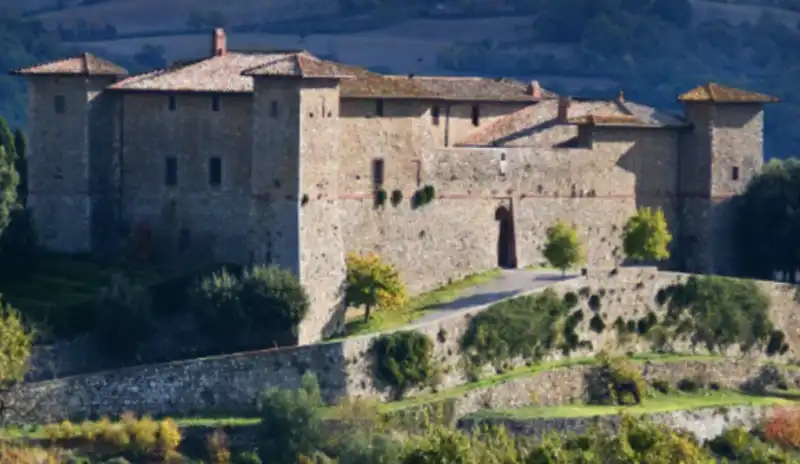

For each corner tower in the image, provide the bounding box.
[11,54,127,253]
[677,82,779,274]
[243,53,352,344]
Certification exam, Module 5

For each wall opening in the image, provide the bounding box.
[270,100,279,118]
[431,105,440,126]
[372,158,385,189]
[165,157,178,186]
[211,95,221,112]
[168,95,177,112]
[376,99,385,117]
[732,166,740,180]
[471,104,480,126]
[209,157,222,186]
[495,204,517,269]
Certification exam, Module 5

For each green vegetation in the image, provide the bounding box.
[94,274,156,361]
[344,268,501,336]
[0,299,33,386]
[192,265,310,351]
[0,146,18,240]
[542,220,584,275]
[460,289,584,379]
[345,252,408,323]
[622,207,672,262]
[734,159,800,280]
[587,352,646,406]
[411,185,436,209]
[371,331,436,399]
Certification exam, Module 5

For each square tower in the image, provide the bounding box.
[243,53,354,344]
[677,82,779,275]
[11,54,127,254]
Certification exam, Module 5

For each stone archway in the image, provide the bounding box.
[495,203,518,269]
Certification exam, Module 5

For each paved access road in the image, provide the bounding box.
[412,269,579,325]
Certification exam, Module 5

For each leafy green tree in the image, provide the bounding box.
[0,298,33,386]
[94,274,156,361]
[257,372,325,464]
[371,331,434,399]
[0,118,15,162]
[345,252,407,323]
[0,146,19,238]
[622,207,672,262]
[542,220,584,275]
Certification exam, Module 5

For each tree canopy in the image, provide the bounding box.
[622,207,672,262]
[543,220,585,274]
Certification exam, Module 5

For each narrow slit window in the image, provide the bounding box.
[732,166,740,180]
[168,95,177,112]
[431,105,440,126]
[54,95,66,114]
[212,95,220,112]
[271,100,279,118]
[376,99,384,117]
[209,157,222,186]
[471,104,480,126]
[165,157,178,186]
[372,158,385,189]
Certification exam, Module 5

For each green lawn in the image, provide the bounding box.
[467,389,799,420]
[343,269,503,336]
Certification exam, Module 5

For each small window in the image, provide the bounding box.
[54,95,66,114]
[471,104,480,126]
[209,157,222,186]
[372,158,385,189]
[431,105,440,126]
[211,95,220,112]
[271,100,278,118]
[732,166,740,180]
[168,95,177,111]
[376,99,384,117]
[165,157,178,186]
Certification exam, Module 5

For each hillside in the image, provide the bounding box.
[1,0,799,156]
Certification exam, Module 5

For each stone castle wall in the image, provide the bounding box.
[11,268,800,425]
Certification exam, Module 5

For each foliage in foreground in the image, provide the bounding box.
[192,264,310,351]
[622,207,672,262]
[371,330,436,399]
[345,252,408,323]
[542,220,584,275]
[0,297,32,386]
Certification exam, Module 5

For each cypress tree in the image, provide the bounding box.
[13,129,27,202]
[0,146,18,238]
[0,117,15,162]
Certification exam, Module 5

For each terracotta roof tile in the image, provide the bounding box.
[678,82,779,103]
[380,76,551,102]
[11,52,128,76]
[241,52,356,79]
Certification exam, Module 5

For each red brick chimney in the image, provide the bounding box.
[528,80,542,99]
[557,95,571,123]
[212,28,227,57]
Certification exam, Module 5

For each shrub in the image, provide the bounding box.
[762,407,800,450]
[257,372,325,464]
[589,314,606,333]
[562,292,578,308]
[460,289,572,376]
[677,377,703,392]
[658,276,773,354]
[588,294,601,311]
[402,423,522,464]
[94,274,156,361]
[542,220,585,275]
[651,379,671,394]
[233,451,263,464]
[766,330,790,356]
[412,185,436,208]
[345,252,408,323]
[622,207,672,262]
[208,429,231,464]
[636,311,658,335]
[587,352,646,405]
[372,331,435,399]
[0,299,33,386]
[192,265,310,351]
[390,189,404,207]
[374,188,387,208]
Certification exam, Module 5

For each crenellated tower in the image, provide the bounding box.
[11,54,127,254]
[243,52,351,344]
[677,82,779,275]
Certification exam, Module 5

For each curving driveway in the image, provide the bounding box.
[412,268,579,325]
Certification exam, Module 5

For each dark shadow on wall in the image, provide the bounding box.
[614,128,683,271]
[495,204,518,269]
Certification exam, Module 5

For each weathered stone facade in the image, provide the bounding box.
[12,31,779,343]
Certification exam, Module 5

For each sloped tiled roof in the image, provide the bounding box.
[241,52,355,79]
[381,76,552,102]
[11,52,128,77]
[678,82,779,103]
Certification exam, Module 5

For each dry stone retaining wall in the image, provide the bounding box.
[7,268,800,424]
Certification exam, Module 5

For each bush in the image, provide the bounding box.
[233,451,263,464]
[542,220,584,275]
[372,331,435,399]
[587,352,646,405]
[651,379,671,394]
[257,372,325,464]
[762,407,800,450]
[460,289,573,376]
[402,423,522,464]
[390,189,404,207]
[589,314,606,333]
[192,265,310,351]
[345,252,408,323]
[0,299,33,386]
[42,413,181,460]
[622,207,672,262]
[677,377,702,392]
[94,274,156,361]
[658,276,774,353]
[207,429,231,464]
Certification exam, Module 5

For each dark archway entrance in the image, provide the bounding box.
[495,204,518,269]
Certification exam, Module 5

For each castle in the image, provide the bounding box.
[11,29,779,343]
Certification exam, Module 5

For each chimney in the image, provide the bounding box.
[212,28,227,57]
[557,95,571,123]
[528,80,542,99]
[617,89,625,103]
